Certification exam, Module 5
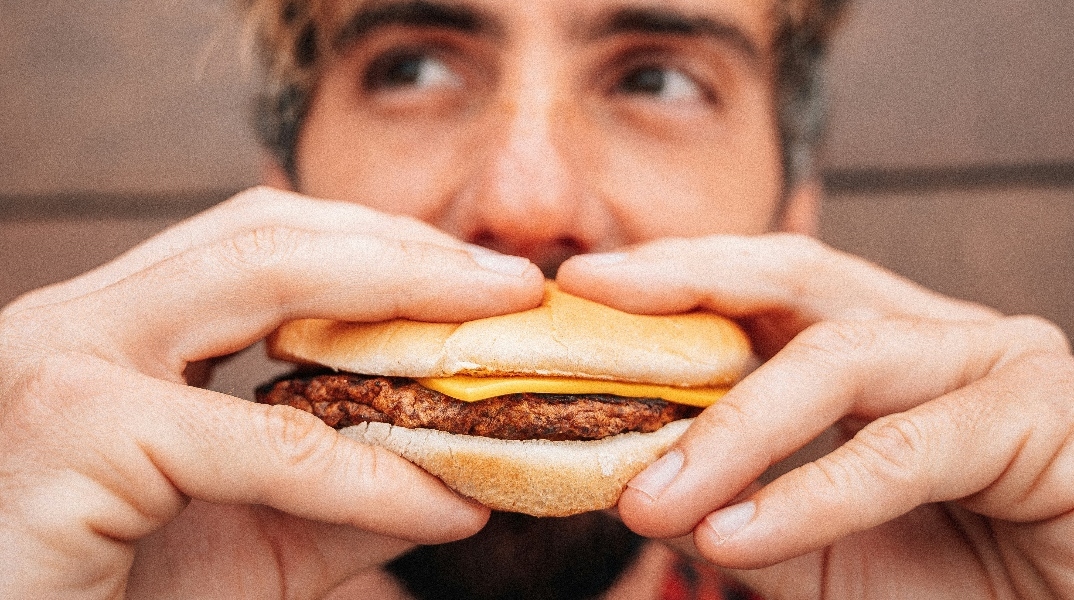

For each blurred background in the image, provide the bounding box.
[2,0,1073,395]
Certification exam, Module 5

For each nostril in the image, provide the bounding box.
[553,236,588,256]
[468,230,510,255]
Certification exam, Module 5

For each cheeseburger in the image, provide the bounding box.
[257,283,752,517]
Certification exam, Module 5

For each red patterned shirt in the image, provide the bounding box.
[659,553,764,600]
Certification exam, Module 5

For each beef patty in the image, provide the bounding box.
[256,373,701,441]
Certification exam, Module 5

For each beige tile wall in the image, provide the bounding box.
[1,218,176,301]
[821,184,1074,335]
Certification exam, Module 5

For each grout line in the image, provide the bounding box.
[0,189,238,221]
[823,161,1074,196]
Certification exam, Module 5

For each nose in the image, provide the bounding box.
[447,63,613,276]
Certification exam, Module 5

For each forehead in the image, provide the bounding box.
[320,0,779,51]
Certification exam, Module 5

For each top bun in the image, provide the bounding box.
[268,283,752,387]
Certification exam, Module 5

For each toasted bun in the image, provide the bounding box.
[269,283,751,387]
[339,419,693,517]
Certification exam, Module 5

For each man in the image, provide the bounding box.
[0,0,1071,599]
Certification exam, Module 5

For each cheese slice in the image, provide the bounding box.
[415,375,727,408]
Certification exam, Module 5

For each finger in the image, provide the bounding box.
[152,384,491,543]
[617,316,1068,539]
[557,234,997,323]
[5,187,473,313]
[27,355,491,547]
[53,227,543,379]
[693,348,1074,568]
[665,515,998,600]
[0,354,486,595]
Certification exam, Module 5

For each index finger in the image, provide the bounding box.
[616,315,1066,541]
[557,234,997,324]
[6,187,473,314]
[46,227,543,380]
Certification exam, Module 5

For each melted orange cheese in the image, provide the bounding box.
[415,375,727,408]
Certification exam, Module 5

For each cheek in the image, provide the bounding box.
[296,83,481,220]
[588,77,784,240]
[596,130,783,240]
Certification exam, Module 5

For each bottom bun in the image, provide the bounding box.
[339,418,693,517]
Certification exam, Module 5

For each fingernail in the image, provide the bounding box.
[705,501,755,545]
[627,449,683,501]
[576,252,628,266]
[466,246,532,277]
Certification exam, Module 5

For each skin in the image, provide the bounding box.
[0,0,1072,598]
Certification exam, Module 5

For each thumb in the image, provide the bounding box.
[121,361,490,542]
[1,353,487,595]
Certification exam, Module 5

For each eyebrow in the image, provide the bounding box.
[589,7,764,65]
[332,2,764,67]
[334,0,495,50]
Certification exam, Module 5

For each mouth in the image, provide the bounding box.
[533,245,581,278]
[470,234,588,278]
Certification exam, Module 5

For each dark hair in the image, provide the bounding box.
[248,0,851,191]
[773,0,850,189]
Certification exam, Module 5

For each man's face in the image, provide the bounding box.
[295,0,783,273]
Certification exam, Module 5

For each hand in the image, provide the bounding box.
[558,233,1074,599]
[0,187,545,598]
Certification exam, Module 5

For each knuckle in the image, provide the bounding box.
[761,233,840,301]
[11,351,78,403]
[347,441,389,491]
[845,415,931,496]
[792,319,878,364]
[698,397,752,438]
[1003,351,1074,420]
[1000,315,1071,355]
[2,352,99,451]
[392,238,426,262]
[259,404,339,473]
[800,455,858,498]
[1011,350,1073,377]
[219,226,303,272]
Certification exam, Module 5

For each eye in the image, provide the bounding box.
[363,50,461,91]
[616,66,705,102]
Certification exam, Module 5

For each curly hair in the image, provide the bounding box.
[241,0,850,191]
